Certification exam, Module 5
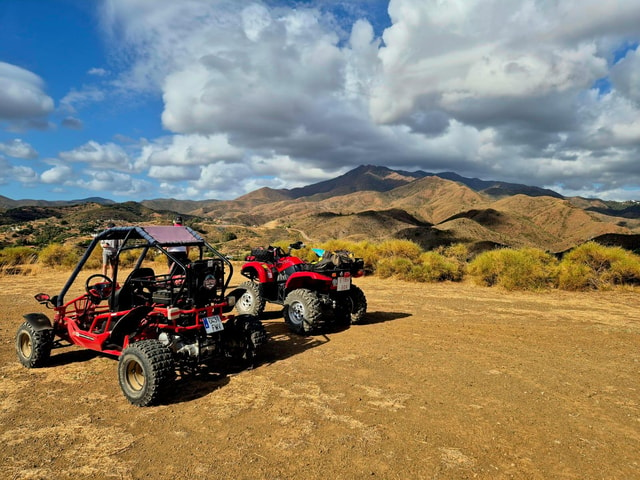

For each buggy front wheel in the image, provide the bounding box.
[15,322,53,368]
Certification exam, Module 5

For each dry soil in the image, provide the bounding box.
[1,268,639,479]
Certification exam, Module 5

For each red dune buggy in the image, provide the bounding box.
[235,242,367,334]
[15,225,266,406]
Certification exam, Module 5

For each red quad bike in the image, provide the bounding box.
[235,242,367,335]
[15,225,266,407]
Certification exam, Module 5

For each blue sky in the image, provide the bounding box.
[1,0,640,203]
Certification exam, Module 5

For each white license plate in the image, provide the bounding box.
[337,277,351,291]
[203,315,224,334]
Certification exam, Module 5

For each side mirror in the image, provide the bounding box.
[35,293,56,308]
[290,241,305,250]
[35,293,50,303]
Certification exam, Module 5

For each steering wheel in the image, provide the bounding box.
[86,274,114,301]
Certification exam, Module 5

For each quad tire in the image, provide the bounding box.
[284,288,322,335]
[348,285,367,324]
[15,322,53,368]
[118,339,175,407]
[236,281,267,317]
[333,285,367,327]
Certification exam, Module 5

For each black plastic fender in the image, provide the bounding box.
[23,313,53,332]
[107,306,154,347]
[225,287,243,305]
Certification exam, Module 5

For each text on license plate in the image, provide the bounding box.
[203,315,224,334]
[337,277,351,291]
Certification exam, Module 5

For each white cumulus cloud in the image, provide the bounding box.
[83,0,640,201]
[0,139,38,159]
[59,140,133,171]
[0,62,54,124]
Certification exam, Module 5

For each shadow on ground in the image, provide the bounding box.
[359,311,412,325]
[41,308,412,405]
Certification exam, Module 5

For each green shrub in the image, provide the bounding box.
[438,243,469,262]
[408,251,465,282]
[376,239,423,259]
[558,242,640,290]
[376,257,413,278]
[119,249,141,268]
[84,245,104,269]
[38,244,80,268]
[468,247,558,290]
[436,243,468,280]
[467,250,500,286]
[221,231,237,242]
[348,241,378,271]
[608,253,640,285]
[556,261,591,291]
[366,239,422,273]
[0,246,38,266]
[34,224,68,246]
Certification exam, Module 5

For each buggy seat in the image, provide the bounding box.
[110,267,156,311]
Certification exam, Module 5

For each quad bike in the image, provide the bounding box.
[15,225,266,407]
[235,241,367,335]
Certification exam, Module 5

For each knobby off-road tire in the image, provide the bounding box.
[333,285,368,327]
[118,339,175,407]
[223,315,267,368]
[348,285,367,324]
[284,288,322,335]
[15,322,53,368]
[236,281,267,317]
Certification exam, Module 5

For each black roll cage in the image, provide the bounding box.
[57,225,233,306]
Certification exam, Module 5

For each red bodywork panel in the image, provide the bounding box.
[51,286,233,357]
[241,255,306,283]
[241,255,352,293]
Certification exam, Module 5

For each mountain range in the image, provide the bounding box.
[2,165,640,254]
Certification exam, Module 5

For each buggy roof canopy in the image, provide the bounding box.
[97,225,205,247]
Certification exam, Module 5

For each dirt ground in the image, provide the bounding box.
[1,267,639,480]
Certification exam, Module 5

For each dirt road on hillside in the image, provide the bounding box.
[1,269,639,479]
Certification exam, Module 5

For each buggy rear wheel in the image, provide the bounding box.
[236,281,266,317]
[223,315,267,369]
[15,322,53,368]
[118,340,175,407]
[284,288,322,335]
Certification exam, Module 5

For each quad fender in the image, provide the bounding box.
[285,271,332,291]
[23,313,53,332]
[241,262,275,283]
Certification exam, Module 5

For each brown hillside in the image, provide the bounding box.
[436,211,564,251]
[492,195,628,251]
[316,191,389,215]
[285,164,424,200]
[386,176,487,224]
[234,187,292,205]
[432,217,510,247]
[186,178,633,253]
[294,209,430,243]
[3,167,637,254]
